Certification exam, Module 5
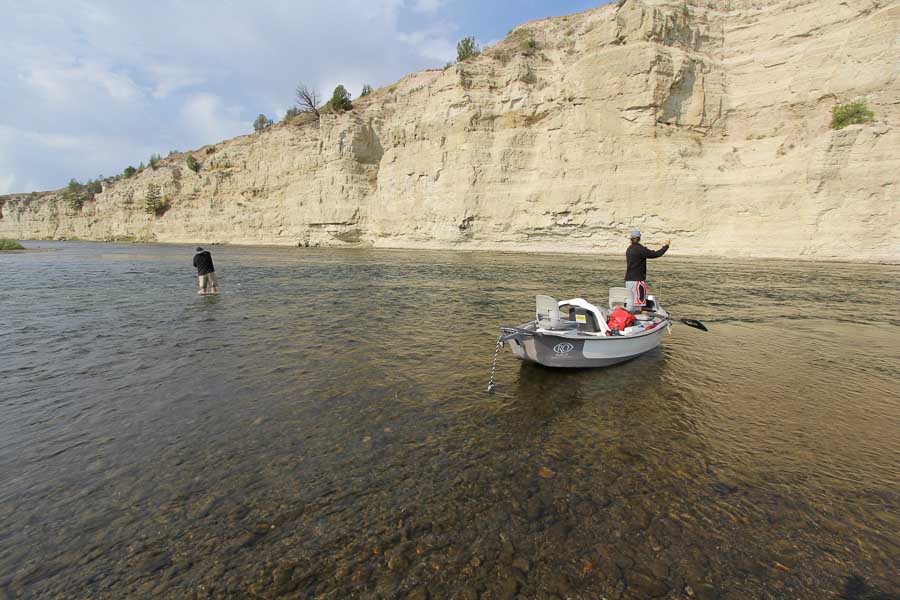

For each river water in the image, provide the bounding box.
[1,242,897,599]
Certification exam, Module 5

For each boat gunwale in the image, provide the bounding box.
[505,319,671,342]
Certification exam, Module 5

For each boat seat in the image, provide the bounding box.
[536,295,569,330]
[609,287,633,309]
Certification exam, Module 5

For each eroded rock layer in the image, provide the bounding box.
[1,0,897,261]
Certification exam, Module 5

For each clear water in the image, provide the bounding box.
[1,242,898,599]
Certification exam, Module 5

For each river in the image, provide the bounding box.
[1,242,897,599]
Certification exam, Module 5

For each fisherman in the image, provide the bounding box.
[625,230,669,311]
[193,247,218,295]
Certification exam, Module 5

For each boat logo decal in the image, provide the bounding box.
[553,342,575,355]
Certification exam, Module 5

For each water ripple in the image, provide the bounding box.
[0,242,898,598]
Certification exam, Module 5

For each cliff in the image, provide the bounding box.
[1,0,897,262]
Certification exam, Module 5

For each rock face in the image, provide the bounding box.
[1,0,897,261]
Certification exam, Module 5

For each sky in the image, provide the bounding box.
[0,0,609,194]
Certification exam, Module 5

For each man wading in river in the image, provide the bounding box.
[625,230,669,312]
[193,247,218,295]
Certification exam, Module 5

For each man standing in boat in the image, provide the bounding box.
[625,230,669,311]
[193,247,218,295]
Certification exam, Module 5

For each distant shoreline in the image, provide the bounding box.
[14,238,899,266]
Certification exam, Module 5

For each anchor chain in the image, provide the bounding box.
[486,335,504,393]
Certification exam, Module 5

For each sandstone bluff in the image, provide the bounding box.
[1,0,897,262]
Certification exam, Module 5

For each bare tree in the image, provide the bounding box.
[295,83,321,120]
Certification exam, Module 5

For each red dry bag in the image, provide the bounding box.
[607,307,636,331]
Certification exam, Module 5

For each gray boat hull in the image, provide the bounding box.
[504,322,670,368]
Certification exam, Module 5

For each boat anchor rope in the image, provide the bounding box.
[487,335,504,394]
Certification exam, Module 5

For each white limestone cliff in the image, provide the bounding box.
[1,0,897,262]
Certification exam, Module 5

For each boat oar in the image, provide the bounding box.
[646,312,708,332]
[676,317,708,332]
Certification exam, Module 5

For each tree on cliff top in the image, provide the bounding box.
[324,85,352,113]
[63,178,102,211]
[457,36,480,62]
[64,179,85,211]
[295,83,321,120]
[253,114,273,131]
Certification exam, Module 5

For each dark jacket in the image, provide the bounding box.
[193,251,215,275]
[625,242,668,281]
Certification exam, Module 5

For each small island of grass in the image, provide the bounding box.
[0,239,25,250]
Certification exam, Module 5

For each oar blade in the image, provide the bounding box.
[679,318,708,332]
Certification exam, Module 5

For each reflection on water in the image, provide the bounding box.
[0,242,898,599]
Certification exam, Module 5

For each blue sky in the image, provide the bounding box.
[0,0,609,194]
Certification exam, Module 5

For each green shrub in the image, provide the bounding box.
[186,155,200,173]
[520,31,538,52]
[85,178,102,197]
[282,107,302,123]
[457,36,480,62]
[253,113,273,131]
[831,101,874,130]
[206,146,216,155]
[360,84,373,97]
[0,239,24,250]
[324,85,353,112]
[64,178,86,210]
[123,166,136,178]
[143,183,168,215]
[149,153,162,169]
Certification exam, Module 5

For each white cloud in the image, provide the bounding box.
[412,0,448,13]
[0,0,464,192]
[180,93,249,146]
[0,124,159,191]
[0,128,17,194]
[398,30,457,63]
[0,173,14,195]
[21,61,143,106]
[148,64,206,99]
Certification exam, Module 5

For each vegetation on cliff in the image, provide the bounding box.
[456,36,481,61]
[831,101,874,130]
[324,85,353,113]
[143,184,169,216]
[295,82,322,120]
[63,178,103,211]
[253,114,274,131]
[282,107,302,123]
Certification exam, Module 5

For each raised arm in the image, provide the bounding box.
[641,240,670,259]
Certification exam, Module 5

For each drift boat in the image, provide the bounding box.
[499,288,672,368]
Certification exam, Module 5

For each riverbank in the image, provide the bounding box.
[12,237,900,265]
[0,239,24,250]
